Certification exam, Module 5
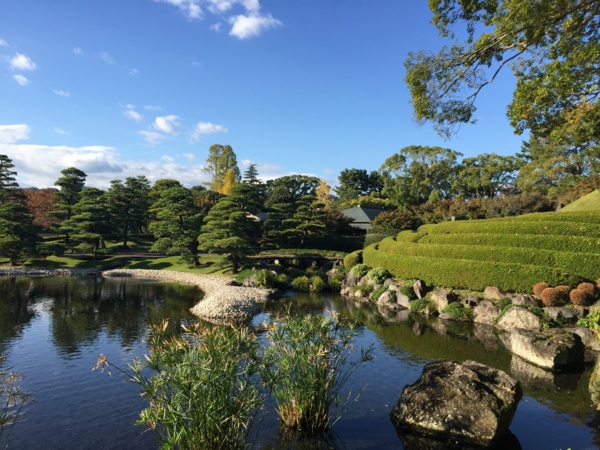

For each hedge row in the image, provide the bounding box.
[418,218,600,238]
[363,245,585,292]
[376,238,600,281]
[513,211,600,224]
[418,232,600,254]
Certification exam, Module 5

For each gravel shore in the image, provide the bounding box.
[0,267,276,324]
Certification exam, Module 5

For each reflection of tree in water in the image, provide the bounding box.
[21,277,200,355]
[0,278,36,354]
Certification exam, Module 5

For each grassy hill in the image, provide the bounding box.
[363,210,600,292]
[561,189,600,211]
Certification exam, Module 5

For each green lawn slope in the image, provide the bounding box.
[363,210,600,292]
[561,189,600,211]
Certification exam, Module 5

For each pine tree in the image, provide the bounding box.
[49,167,87,244]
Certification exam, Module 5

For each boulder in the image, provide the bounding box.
[510,354,580,392]
[396,292,411,309]
[496,306,541,331]
[509,293,540,308]
[390,359,522,446]
[545,307,585,324]
[484,286,505,300]
[507,329,584,372]
[563,326,600,362]
[430,289,457,314]
[461,293,481,307]
[413,279,427,299]
[589,356,600,408]
[473,300,500,326]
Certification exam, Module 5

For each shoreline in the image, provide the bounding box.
[0,267,276,324]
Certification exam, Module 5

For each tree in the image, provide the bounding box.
[106,176,152,248]
[149,186,204,266]
[23,188,58,230]
[279,195,328,248]
[264,175,321,209]
[198,184,261,274]
[50,167,87,244]
[0,155,38,265]
[379,146,462,208]
[405,0,600,141]
[335,169,383,203]
[203,144,241,192]
[454,153,522,198]
[59,188,113,258]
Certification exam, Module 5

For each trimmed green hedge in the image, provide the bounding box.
[363,244,585,292]
[377,238,600,280]
[418,233,600,254]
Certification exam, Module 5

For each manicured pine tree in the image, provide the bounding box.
[198,184,261,274]
[49,167,87,244]
[106,176,151,248]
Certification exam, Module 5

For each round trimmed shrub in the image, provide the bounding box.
[350,263,371,279]
[540,287,561,307]
[343,250,362,269]
[570,288,590,306]
[399,284,418,301]
[555,285,571,303]
[292,276,311,292]
[366,267,392,285]
[533,282,549,297]
[310,276,325,292]
[577,282,597,299]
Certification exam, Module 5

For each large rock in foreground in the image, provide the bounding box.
[390,359,522,446]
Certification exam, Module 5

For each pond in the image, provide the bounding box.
[0,276,598,449]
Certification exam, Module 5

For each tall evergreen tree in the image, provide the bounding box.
[0,155,38,265]
[49,167,87,244]
[198,184,260,273]
[203,144,241,192]
[106,176,151,248]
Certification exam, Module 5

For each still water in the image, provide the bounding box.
[0,276,598,449]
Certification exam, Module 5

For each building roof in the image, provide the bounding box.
[342,206,387,229]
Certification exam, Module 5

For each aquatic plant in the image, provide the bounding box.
[261,313,373,433]
[0,356,30,449]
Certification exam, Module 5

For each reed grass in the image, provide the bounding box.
[0,356,30,449]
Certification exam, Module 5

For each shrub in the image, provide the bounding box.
[578,282,598,299]
[555,285,571,302]
[570,288,590,306]
[350,263,371,279]
[255,269,278,288]
[261,314,373,433]
[399,284,418,301]
[540,287,561,307]
[409,298,434,313]
[578,309,600,338]
[533,282,549,297]
[366,267,392,284]
[343,250,362,269]
[1,355,30,448]
[352,283,373,297]
[129,322,262,449]
[292,276,311,292]
[310,276,326,293]
[442,302,473,321]
[371,285,388,302]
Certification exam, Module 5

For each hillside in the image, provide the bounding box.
[561,190,600,211]
[363,211,600,292]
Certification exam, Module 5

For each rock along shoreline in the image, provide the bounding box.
[0,267,276,324]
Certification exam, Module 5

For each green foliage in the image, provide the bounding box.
[203,144,241,192]
[1,355,30,448]
[578,309,600,339]
[335,168,383,203]
[366,267,392,284]
[106,176,151,248]
[352,283,373,297]
[261,314,373,433]
[310,276,326,293]
[254,269,288,289]
[409,298,435,313]
[128,322,262,450]
[371,285,389,302]
[292,276,311,292]
[370,209,423,233]
[442,302,473,321]
[399,284,418,301]
[349,263,371,279]
[343,250,363,269]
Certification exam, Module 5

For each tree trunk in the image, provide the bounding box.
[231,254,239,274]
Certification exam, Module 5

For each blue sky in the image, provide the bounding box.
[0,0,525,189]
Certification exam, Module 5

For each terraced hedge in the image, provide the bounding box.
[363,211,600,292]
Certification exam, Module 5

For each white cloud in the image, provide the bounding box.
[154,115,180,134]
[123,104,143,122]
[228,13,281,39]
[155,0,203,20]
[53,127,69,135]
[13,74,30,86]
[190,121,227,141]
[144,105,161,111]
[0,124,30,143]
[73,47,82,55]
[53,89,70,97]
[138,130,165,145]
[161,155,175,162]
[99,52,115,64]
[0,39,8,47]
[184,153,196,160]
[10,53,37,71]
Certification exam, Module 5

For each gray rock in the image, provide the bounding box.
[473,300,500,326]
[396,293,411,309]
[430,289,457,314]
[462,293,481,307]
[507,328,584,372]
[390,359,522,446]
[563,326,600,362]
[484,286,505,300]
[545,307,585,324]
[510,293,540,308]
[413,279,426,299]
[590,356,600,407]
[496,306,541,331]
[438,312,454,321]
[510,354,580,392]
[341,272,358,291]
